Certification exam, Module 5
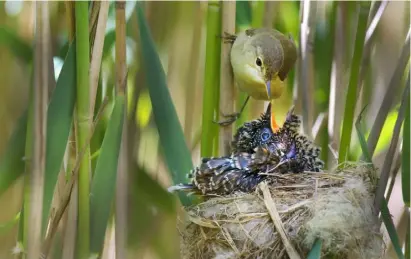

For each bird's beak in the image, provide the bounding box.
[265,81,271,99]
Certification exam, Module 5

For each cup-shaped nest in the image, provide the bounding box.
[179,163,384,259]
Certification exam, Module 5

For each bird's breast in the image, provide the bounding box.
[237,76,285,101]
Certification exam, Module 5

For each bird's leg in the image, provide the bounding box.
[270,100,280,133]
[219,31,237,44]
[214,96,250,126]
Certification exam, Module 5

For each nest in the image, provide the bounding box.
[179,163,385,259]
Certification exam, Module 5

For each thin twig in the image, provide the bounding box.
[367,29,410,158]
[259,182,301,259]
[374,76,410,213]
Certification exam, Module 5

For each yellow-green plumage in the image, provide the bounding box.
[230,28,297,101]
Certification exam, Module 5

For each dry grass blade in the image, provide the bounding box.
[88,1,101,53]
[374,77,410,213]
[89,1,109,117]
[367,29,410,158]
[115,2,127,259]
[219,1,235,156]
[259,182,301,259]
[28,2,49,258]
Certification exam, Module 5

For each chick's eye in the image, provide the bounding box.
[256,58,262,67]
[260,128,271,141]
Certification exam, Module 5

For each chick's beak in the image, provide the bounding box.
[265,80,271,99]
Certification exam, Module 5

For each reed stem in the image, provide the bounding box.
[75,2,91,258]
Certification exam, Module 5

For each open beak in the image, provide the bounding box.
[265,81,271,99]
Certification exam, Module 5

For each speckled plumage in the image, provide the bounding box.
[168,105,324,196]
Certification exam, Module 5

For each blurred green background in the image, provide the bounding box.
[0,1,409,259]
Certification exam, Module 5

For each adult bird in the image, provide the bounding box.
[218,28,298,133]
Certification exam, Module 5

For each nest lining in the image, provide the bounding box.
[179,164,384,259]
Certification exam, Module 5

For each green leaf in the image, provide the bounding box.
[355,106,372,163]
[338,2,371,164]
[306,239,322,259]
[236,1,251,28]
[0,26,32,62]
[42,43,77,233]
[402,94,410,207]
[380,199,405,259]
[136,4,193,206]
[0,111,28,195]
[90,95,125,254]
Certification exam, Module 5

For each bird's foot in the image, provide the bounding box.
[218,32,237,44]
[213,111,241,126]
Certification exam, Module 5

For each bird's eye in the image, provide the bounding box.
[260,128,271,141]
[256,58,262,67]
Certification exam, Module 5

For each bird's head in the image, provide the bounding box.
[232,104,300,155]
[240,32,297,99]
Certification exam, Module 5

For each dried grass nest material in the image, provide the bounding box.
[179,163,385,259]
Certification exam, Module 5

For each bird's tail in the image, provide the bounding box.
[167,183,196,193]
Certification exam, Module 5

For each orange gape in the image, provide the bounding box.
[271,112,280,133]
[269,102,280,133]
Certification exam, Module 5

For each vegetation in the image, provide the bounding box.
[0,1,409,258]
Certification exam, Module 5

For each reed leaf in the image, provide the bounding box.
[338,2,371,164]
[381,199,405,259]
[355,106,372,163]
[90,94,125,254]
[41,43,77,232]
[136,4,193,206]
